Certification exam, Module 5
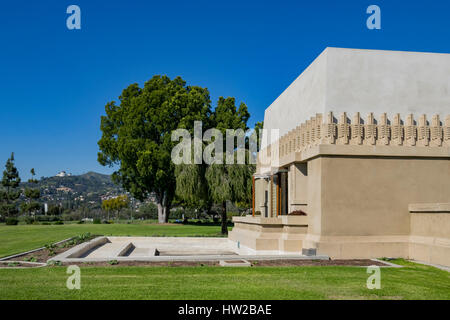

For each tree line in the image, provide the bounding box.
[0,153,41,223]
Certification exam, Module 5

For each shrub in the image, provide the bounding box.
[137,202,158,219]
[77,220,85,224]
[41,222,51,225]
[44,243,56,256]
[53,221,64,225]
[93,218,101,224]
[226,212,238,220]
[24,256,37,262]
[24,216,34,224]
[47,260,62,266]
[5,218,19,225]
[36,215,60,222]
[61,212,82,221]
[36,215,49,222]
[169,208,184,220]
[77,232,92,242]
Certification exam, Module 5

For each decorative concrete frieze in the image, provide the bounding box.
[337,112,350,145]
[292,129,296,151]
[310,117,316,146]
[391,113,403,146]
[300,123,306,150]
[279,139,283,157]
[350,112,363,145]
[305,120,311,147]
[430,115,443,147]
[287,135,290,154]
[314,113,323,146]
[405,114,417,146]
[289,130,293,153]
[286,135,289,155]
[364,113,377,146]
[260,112,450,167]
[321,112,336,145]
[295,125,301,151]
[288,130,294,154]
[444,115,450,147]
[377,113,390,145]
[417,114,430,147]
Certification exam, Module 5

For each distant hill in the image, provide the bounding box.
[21,171,125,208]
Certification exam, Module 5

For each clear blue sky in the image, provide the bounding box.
[1,0,449,179]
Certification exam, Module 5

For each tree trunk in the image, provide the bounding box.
[221,201,228,235]
[157,191,169,223]
[163,205,170,223]
[157,202,165,223]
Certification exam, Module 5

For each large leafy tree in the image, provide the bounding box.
[98,75,212,223]
[176,97,254,234]
[206,97,252,234]
[21,168,41,218]
[0,153,21,217]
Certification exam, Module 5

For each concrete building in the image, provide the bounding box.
[229,48,450,267]
[56,171,72,177]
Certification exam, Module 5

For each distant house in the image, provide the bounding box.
[56,186,73,193]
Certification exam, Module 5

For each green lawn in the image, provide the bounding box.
[1,224,448,300]
[0,223,227,258]
[0,259,449,299]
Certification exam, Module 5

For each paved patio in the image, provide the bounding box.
[50,236,330,263]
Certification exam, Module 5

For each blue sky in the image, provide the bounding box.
[1,0,449,179]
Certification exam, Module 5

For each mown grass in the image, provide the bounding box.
[0,259,448,300]
[0,223,228,258]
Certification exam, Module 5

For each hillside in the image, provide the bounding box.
[21,171,125,209]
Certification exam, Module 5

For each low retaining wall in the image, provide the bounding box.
[229,215,308,253]
[48,236,109,261]
[409,203,450,267]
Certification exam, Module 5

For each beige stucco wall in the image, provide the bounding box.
[411,213,450,239]
[288,163,308,212]
[410,211,450,267]
[237,155,450,265]
[320,157,450,237]
[254,178,266,215]
[308,156,450,261]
